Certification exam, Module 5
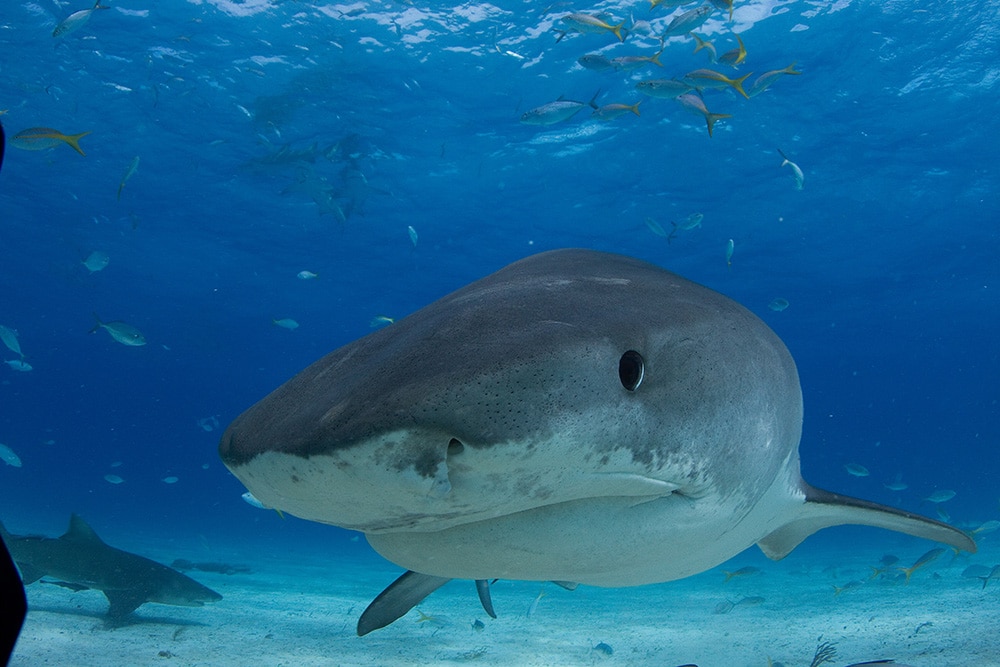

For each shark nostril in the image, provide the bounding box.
[447,439,464,456]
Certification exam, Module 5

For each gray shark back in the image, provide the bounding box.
[2,515,221,618]
[218,249,973,632]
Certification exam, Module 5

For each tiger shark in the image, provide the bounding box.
[219,248,975,635]
[1,515,222,619]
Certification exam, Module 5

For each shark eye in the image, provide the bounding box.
[618,350,644,391]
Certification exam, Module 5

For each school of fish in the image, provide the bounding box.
[520,3,802,137]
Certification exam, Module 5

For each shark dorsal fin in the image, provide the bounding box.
[63,514,105,545]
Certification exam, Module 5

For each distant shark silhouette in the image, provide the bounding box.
[0,514,222,619]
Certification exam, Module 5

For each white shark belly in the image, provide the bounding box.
[366,469,802,587]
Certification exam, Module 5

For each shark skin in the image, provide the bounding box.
[0,515,222,619]
[219,248,976,635]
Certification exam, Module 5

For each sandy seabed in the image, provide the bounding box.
[9,535,1000,667]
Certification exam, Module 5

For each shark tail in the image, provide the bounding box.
[757,482,977,561]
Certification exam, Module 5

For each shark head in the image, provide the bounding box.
[147,576,223,608]
[220,249,973,587]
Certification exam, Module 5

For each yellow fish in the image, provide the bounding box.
[676,93,730,137]
[11,127,90,156]
[683,69,752,99]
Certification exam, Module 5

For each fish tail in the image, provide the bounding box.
[731,73,752,99]
[95,1,111,9]
[692,34,709,53]
[777,148,790,162]
[612,22,625,42]
[89,312,103,334]
[651,48,664,67]
[704,112,731,138]
[630,102,641,116]
[784,62,802,75]
[117,182,124,201]
[588,89,602,109]
[63,132,91,156]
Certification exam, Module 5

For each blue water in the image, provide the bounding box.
[0,0,997,655]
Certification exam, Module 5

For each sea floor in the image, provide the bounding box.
[8,531,1000,667]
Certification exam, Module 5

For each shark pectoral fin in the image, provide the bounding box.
[16,564,44,585]
[475,579,497,619]
[103,589,148,618]
[757,483,977,561]
[357,570,451,636]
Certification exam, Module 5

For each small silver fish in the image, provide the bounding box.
[407,225,418,248]
[0,444,23,467]
[0,325,23,358]
[82,250,110,273]
[977,564,1000,589]
[972,520,1000,536]
[883,473,908,491]
[898,547,945,583]
[578,54,613,71]
[53,1,110,38]
[609,48,663,71]
[272,318,299,330]
[845,463,870,477]
[691,33,717,63]
[560,13,626,42]
[636,78,693,99]
[4,359,32,372]
[677,93,730,137]
[117,156,140,201]
[777,148,804,190]
[592,102,641,121]
[644,217,668,238]
[297,270,319,280]
[90,314,147,346]
[242,491,268,509]
[520,92,600,126]
[748,62,802,97]
[725,238,735,267]
[104,474,124,484]
[668,212,703,243]
[833,580,863,596]
[662,5,712,38]
[923,489,956,503]
[526,590,546,617]
[768,298,789,312]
